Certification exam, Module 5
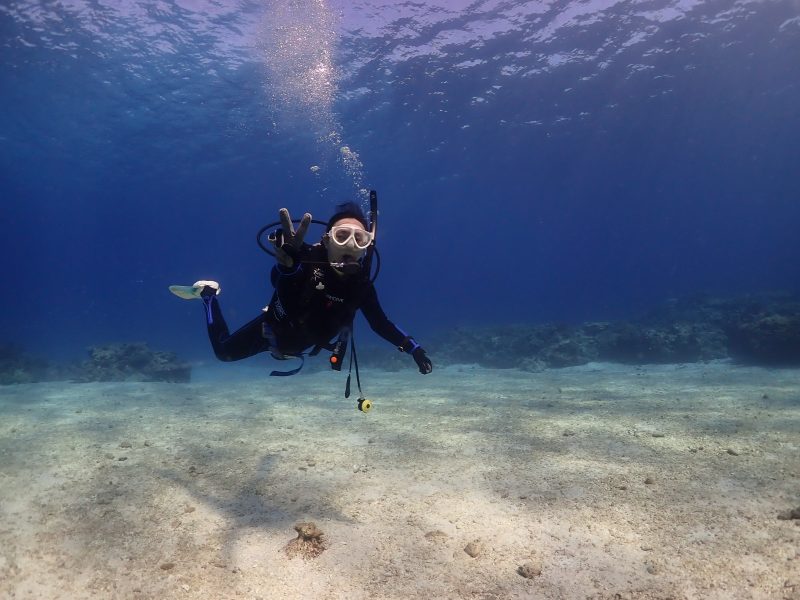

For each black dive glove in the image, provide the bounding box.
[399,336,432,374]
[269,208,311,268]
[413,347,433,374]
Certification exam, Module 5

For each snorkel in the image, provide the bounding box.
[365,189,378,275]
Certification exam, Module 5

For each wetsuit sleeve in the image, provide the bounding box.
[270,243,314,286]
[359,284,410,347]
[270,262,300,286]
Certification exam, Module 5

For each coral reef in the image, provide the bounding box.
[630,293,800,366]
[0,342,191,384]
[78,343,191,383]
[432,323,588,369]
[429,293,800,369]
[591,322,727,364]
[726,310,800,366]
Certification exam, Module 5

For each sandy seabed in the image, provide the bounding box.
[1,361,798,600]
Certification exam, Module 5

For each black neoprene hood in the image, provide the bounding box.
[326,201,369,231]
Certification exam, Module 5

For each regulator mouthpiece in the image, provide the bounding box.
[331,260,362,275]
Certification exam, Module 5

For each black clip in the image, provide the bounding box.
[329,329,350,371]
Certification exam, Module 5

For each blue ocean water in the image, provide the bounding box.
[1,0,799,362]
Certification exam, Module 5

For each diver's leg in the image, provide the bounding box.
[201,293,271,361]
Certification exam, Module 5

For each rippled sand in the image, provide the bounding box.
[1,361,798,599]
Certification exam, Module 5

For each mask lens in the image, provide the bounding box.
[353,229,372,248]
[332,227,352,244]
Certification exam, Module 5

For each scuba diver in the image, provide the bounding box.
[169,198,433,388]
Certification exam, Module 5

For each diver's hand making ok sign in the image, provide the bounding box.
[269,208,312,268]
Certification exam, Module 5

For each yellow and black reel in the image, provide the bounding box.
[357,397,372,413]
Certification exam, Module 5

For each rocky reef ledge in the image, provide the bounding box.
[425,293,800,371]
[0,342,191,385]
[77,342,191,383]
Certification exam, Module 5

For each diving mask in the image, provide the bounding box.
[329,225,373,249]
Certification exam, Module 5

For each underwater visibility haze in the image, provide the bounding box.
[1,0,800,357]
[4,3,800,599]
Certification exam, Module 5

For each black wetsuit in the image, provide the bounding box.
[202,244,411,361]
